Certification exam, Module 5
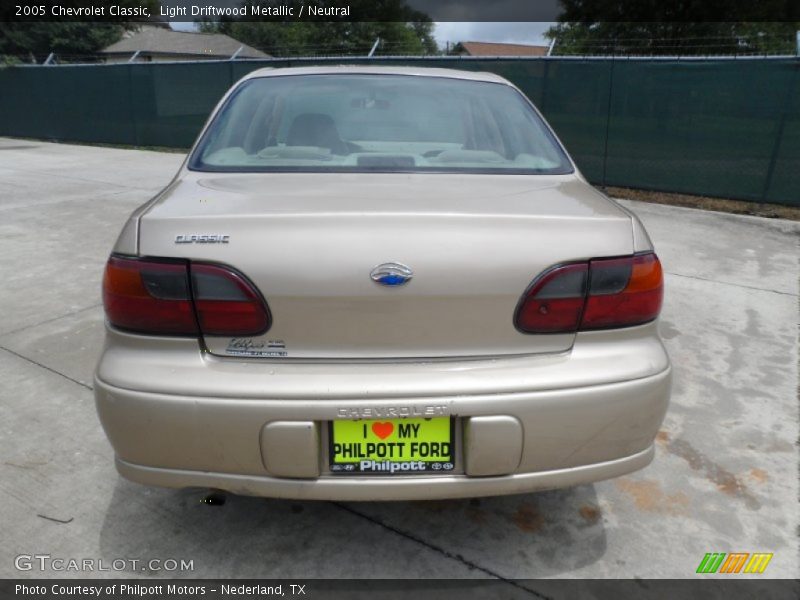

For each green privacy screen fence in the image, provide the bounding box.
[0,56,797,205]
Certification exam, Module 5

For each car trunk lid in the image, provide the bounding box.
[138,172,633,359]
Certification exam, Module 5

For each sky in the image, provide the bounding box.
[433,22,553,47]
[171,22,555,49]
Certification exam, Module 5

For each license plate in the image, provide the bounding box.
[329,417,455,474]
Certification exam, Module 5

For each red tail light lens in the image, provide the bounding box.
[191,264,270,336]
[103,257,197,335]
[514,253,663,334]
[103,256,270,337]
[515,263,588,333]
[581,254,663,330]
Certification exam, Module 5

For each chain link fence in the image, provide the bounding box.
[0,55,797,205]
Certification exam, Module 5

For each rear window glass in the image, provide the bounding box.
[189,74,574,175]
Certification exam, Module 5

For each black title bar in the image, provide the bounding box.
[3,0,800,23]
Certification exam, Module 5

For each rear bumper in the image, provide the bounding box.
[95,323,671,500]
[115,445,656,502]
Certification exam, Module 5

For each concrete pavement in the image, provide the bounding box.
[0,138,797,583]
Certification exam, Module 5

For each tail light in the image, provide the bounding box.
[103,257,197,335]
[515,253,663,334]
[103,256,270,337]
[582,254,663,329]
[191,264,270,335]
[514,263,588,333]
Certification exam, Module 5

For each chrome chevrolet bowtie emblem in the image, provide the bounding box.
[370,262,413,286]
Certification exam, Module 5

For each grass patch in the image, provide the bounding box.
[606,186,800,222]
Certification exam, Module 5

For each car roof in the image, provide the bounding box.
[240,65,512,85]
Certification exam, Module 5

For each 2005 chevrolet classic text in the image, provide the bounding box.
[94,66,670,500]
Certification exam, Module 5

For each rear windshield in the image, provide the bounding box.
[189,74,574,175]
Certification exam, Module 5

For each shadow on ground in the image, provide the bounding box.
[98,479,606,579]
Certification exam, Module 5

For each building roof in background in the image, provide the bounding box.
[457,42,549,56]
[100,25,269,59]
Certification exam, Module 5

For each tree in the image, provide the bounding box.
[546,0,800,56]
[0,1,160,63]
[201,0,438,56]
[0,23,126,62]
